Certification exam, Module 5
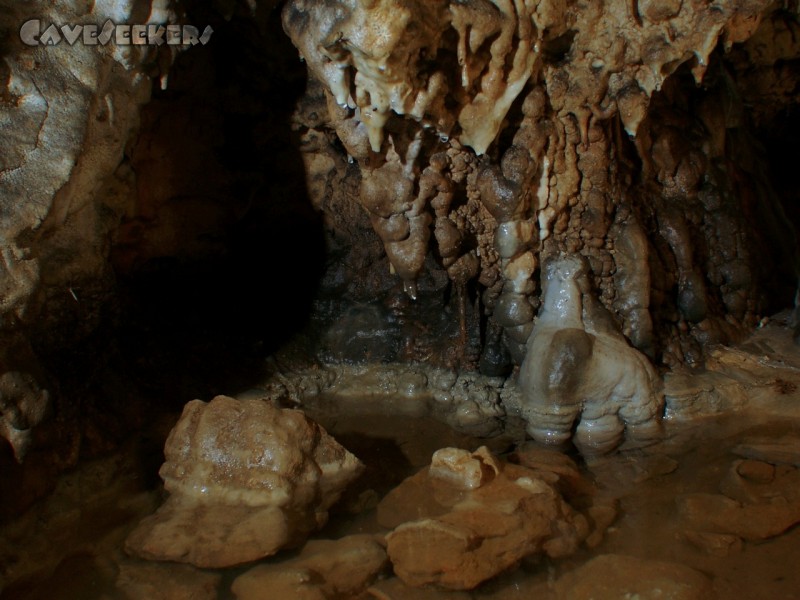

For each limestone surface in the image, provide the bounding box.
[0,0,178,466]
[115,561,221,600]
[679,458,800,542]
[380,447,594,590]
[125,396,363,568]
[231,534,387,600]
[518,254,664,453]
[553,554,715,600]
[283,0,794,387]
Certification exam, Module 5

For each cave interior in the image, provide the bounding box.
[2,0,800,598]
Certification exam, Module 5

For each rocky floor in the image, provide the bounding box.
[3,316,800,599]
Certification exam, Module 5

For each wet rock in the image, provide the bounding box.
[509,444,595,498]
[115,561,221,600]
[719,459,782,504]
[590,451,679,487]
[553,554,715,600]
[518,254,664,454]
[0,371,50,461]
[663,370,748,418]
[479,322,514,377]
[380,447,591,590]
[679,452,800,546]
[429,447,501,490]
[283,0,540,155]
[732,435,800,467]
[679,489,800,542]
[681,530,743,557]
[735,459,776,483]
[510,443,619,548]
[366,578,472,600]
[639,0,682,24]
[125,396,363,568]
[231,534,387,600]
[584,502,618,549]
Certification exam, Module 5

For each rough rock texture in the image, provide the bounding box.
[125,396,363,567]
[280,0,800,451]
[115,561,221,600]
[379,446,595,590]
[0,372,50,462]
[0,0,178,460]
[552,554,715,600]
[518,254,663,453]
[732,435,800,467]
[679,455,800,543]
[231,534,387,600]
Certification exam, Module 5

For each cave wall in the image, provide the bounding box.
[284,0,800,376]
[1,0,799,508]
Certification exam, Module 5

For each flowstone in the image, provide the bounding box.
[519,254,664,454]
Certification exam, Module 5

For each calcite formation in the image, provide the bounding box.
[679,440,800,544]
[552,554,715,600]
[379,446,599,590]
[283,0,796,452]
[231,534,387,600]
[0,0,797,531]
[0,0,178,461]
[518,254,664,453]
[125,396,363,568]
[0,0,178,315]
[0,371,50,461]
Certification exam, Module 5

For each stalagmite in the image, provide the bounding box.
[518,255,664,453]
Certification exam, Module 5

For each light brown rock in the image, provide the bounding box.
[382,449,590,590]
[429,446,501,490]
[366,577,472,600]
[125,396,363,568]
[116,561,221,600]
[232,534,387,600]
[679,491,800,541]
[681,530,743,557]
[553,554,715,600]
[510,443,595,497]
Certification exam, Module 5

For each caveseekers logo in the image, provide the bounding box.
[19,19,213,46]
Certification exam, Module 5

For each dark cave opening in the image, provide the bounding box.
[108,3,326,400]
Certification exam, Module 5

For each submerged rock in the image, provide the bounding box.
[678,447,800,551]
[380,447,596,590]
[115,561,221,600]
[679,460,800,542]
[553,554,715,600]
[732,435,800,467]
[125,396,363,568]
[231,534,387,600]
